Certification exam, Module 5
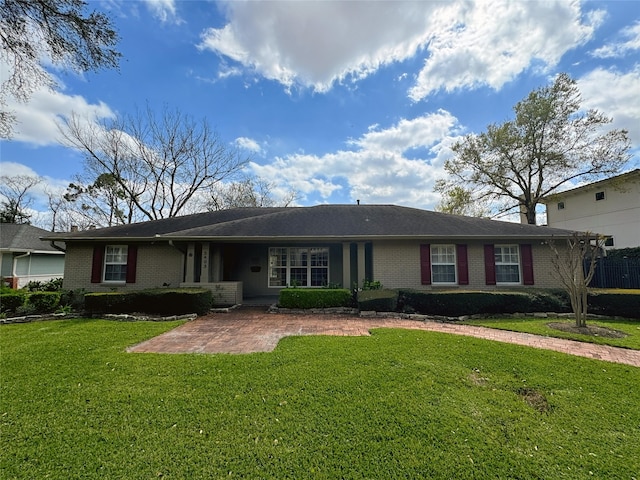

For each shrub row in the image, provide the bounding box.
[357,288,640,319]
[278,289,352,309]
[399,289,572,317]
[358,289,399,312]
[84,289,213,316]
[588,292,640,319]
[357,289,572,317]
[0,291,61,315]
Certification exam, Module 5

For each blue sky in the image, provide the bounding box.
[1,0,639,228]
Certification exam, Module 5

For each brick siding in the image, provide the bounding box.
[372,240,564,290]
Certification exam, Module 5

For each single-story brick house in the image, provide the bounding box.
[42,205,578,304]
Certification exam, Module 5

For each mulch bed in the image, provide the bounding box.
[547,322,627,338]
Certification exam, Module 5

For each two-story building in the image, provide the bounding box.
[540,169,640,249]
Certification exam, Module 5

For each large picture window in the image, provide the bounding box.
[104,245,128,282]
[269,247,329,287]
[431,245,456,284]
[494,245,520,283]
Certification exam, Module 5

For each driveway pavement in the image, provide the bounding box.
[127,307,640,367]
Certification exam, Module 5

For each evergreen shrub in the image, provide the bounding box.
[85,289,213,316]
[279,288,352,309]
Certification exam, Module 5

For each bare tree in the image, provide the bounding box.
[207,176,299,211]
[47,185,97,232]
[59,106,248,224]
[1,0,120,137]
[437,74,631,224]
[548,232,605,327]
[0,174,42,223]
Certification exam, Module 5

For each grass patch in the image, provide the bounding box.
[2,320,640,478]
[467,317,640,350]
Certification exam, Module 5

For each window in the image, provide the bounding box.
[104,245,128,282]
[494,245,520,284]
[269,247,329,287]
[557,201,565,210]
[420,244,468,286]
[431,245,456,284]
[604,237,614,247]
[595,191,605,201]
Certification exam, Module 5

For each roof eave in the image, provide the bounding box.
[158,233,578,242]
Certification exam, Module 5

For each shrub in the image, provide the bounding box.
[0,291,26,314]
[358,289,398,312]
[26,292,61,313]
[59,289,86,312]
[25,278,63,292]
[397,289,571,317]
[528,289,571,312]
[85,289,213,316]
[588,291,640,319]
[361,280,383,291]
[605,247,640,259]
[279,289,352,309]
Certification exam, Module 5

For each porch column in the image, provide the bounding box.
[185,243,196,282]
[211,246,222,282]
[357,242,366,289]
[342,242,351,288]
[200,242,210,283]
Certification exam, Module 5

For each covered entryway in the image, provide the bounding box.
[178,241,374,303]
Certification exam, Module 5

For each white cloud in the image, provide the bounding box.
[234,136,263,154]
[591,21,640,58]
[142,0,182,24]
[250,111,461,208]
[198,1,438,92]
[578,67,640,146]
[199,0,601,99]
[409,1,601,100]
[6,86,115,146]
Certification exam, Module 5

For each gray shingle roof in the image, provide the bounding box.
[0,224,63,252]
[42,205,578,242]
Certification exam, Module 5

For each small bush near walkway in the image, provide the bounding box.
[278,288,352,309]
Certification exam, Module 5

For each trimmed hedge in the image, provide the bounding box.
[0,292,26,314]
[588,291,640,319]
[26,292,60,313]
[84,289,213,316]
[397,289,571,317]
[278,289,352,309]
[358,289,399,312]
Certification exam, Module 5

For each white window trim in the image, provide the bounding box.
[103,245,128,283]
[494,244,521,285]
[268,247,330,288]
[431,244,457,285]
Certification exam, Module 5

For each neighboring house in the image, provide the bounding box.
[43,205,580,304]
[540,169,640,249]
[0,224,65,289]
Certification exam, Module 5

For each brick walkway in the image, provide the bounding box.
[127,307,640,367]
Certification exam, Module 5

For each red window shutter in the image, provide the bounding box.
[456,244,469,285]
[420,244,431,285]
[484,244,496,285]
[126,245,138,283]
[521,243,534,285]
[91,246,104,283]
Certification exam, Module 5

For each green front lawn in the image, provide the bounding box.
[467,317,640,350]
[2,319,639,479]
